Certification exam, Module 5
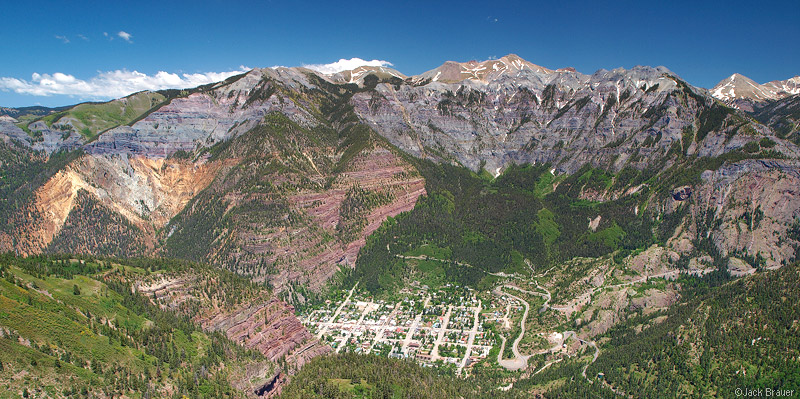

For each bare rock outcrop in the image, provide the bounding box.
[136,274,330,371]
[690,160,800,269]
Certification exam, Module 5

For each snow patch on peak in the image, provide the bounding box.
[710,73,798,103]
[304,58,393,75]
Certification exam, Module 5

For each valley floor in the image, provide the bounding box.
[300,245,727,393]
[301,283,493,376]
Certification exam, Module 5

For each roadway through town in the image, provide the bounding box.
[430,305,453,362]
[315,281,358,339]
[457,300,483,375]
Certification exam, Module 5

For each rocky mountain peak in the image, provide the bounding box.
[763,75,800,97]
[325,65,407,85]
[413,54,555,84]
[712,73,800,104]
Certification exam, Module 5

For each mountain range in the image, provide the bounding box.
[0,54,799,398]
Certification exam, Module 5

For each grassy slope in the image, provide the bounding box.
[37,91,166,140]
[0,255,267,399]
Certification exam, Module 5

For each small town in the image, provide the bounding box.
[301,284,501,376]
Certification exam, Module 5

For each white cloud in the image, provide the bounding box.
[78,34,89,41]
[118,31,132,43]
[0,67,250,100]
[303,58,393,74]
[103,32,112,41]
[55,35,70,44]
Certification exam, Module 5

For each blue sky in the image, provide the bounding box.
[0,0,797,107]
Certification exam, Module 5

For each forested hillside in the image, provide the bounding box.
[0,255,276,398]
[283,263,800,398]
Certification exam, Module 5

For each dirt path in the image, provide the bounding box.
[390,243,521,279]
[501,304,511,329]
[533,358,563,375]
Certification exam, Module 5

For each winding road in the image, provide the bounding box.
[490,269,685,392]
[493,286,600,378]
[493,287,531,370]
[388,243,672,392]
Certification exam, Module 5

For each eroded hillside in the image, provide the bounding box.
[1,54,799,293]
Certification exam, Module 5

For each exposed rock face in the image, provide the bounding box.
[204,297,328,363]
[349,57,782,175]
[135,273,329,397]
[752,93,800,143]
[0,116,32,144]
[160,115,426,291]
[13,154,225,255]
[668,159,800,269]
[413,54,554,84]
[2,67,426,291]
[326,65,406,85]
[1,54,799,286]
[710,74,800,114]
[711,73,800,104]
[86,71,315,158]
[283,147,426,289]
[135,274,329,367]
[671,186,692,201]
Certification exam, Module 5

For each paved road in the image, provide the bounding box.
[457,300,482,375]
[504,284,550,312]
[494,287,530,370]
[316,282,358,339]
[369,301,402,353]
[430,305,453,362]
[337,301,375,353]
[401,296,430,356]
[494,287,599,374]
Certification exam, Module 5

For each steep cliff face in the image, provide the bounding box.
[349,55,794,175]
[135,273,328,367]
[84,70,314,158]
[666,159,800,270]
[752,94,800,146]
[131,270,328,397]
